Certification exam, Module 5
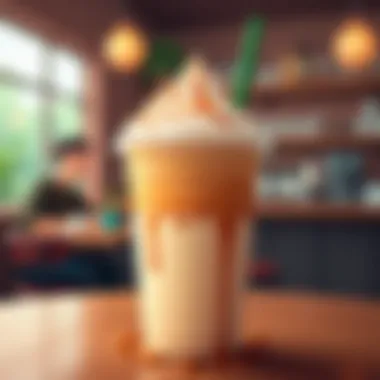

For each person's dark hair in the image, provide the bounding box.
[54,138,89,160]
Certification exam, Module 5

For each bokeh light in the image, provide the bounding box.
[102,22,149,74]
[331,18,378,71]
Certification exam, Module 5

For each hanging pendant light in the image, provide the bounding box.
[331,17,378,71]
[102,21,149,74]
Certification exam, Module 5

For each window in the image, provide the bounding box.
[0,21,84,206]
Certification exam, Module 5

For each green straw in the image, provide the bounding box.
[231,16,266,109]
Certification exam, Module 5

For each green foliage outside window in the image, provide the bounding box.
[0,21,83,207]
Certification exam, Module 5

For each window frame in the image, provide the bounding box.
[0,10,105,212]
[0,25,85,205]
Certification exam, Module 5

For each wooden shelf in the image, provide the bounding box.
[276,135,380,153]
[259,203,380,221]
[253,75,380,105]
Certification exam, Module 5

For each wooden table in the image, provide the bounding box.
[27,219,127,249]
[61,226,126,248]
[1,291,380,379]
[7,225,126,256]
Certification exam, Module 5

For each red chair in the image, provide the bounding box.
[249,259,280,287]
[6,231,70,293]
[7,231,69,263]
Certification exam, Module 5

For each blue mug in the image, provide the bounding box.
[100,209,123,231]
[325,152,365,202]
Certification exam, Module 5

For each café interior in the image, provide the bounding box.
[1,0,380,296]
[1,0,380,377]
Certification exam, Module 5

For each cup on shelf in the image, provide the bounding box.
[298,160,322,199]
[352,98,380,136]
[324,152,365,202]
[361,182,380,206]
[100,209,123,231]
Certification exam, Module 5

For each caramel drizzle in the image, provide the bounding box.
[146,216,161,272]
[145,213,240,355]
[217,216,237,354]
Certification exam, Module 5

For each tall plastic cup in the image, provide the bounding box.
[126,138,257,359]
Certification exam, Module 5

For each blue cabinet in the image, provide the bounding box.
[255,221,380,297]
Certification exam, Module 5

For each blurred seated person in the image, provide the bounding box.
[30,138,92,237]
[18,138,123,289]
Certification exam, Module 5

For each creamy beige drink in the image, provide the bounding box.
[119,59,258,359]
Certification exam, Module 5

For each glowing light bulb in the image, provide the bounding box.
[102,22,149,73]
[331,18,378,71]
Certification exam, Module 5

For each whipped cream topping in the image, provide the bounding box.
[116,58,257,151]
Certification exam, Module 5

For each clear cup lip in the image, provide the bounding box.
[114,116,258,155]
